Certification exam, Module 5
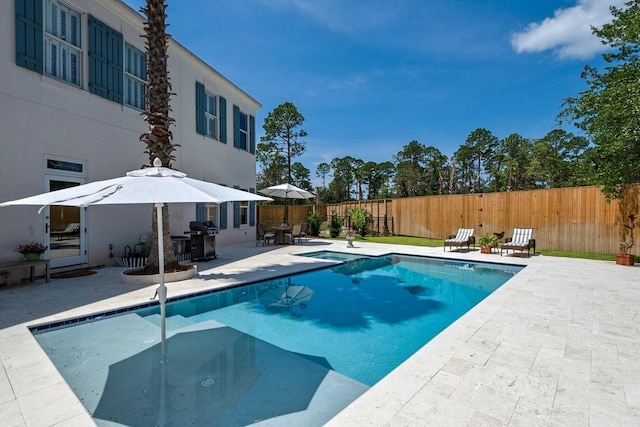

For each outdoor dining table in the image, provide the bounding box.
[271,225,292,245]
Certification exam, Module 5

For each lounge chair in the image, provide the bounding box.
[444,228,475,252]
[501,228,536,257]
[256,224,275,246]
[51,222,80,240]
[285,223,304,244]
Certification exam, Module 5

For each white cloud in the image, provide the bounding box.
[511,0,627,59]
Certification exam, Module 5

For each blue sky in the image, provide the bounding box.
[122,0,624,180]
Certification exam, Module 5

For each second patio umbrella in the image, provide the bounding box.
[258,183,314,226]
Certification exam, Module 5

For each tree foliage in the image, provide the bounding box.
[266,4,640,204]
[560,0,640,199]
[258,102,307,185]
[393,141,446,197]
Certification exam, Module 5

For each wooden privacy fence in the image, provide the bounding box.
[257,205,317,228]
[257,185,640,255]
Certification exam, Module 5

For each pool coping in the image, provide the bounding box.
[2,239,639,426]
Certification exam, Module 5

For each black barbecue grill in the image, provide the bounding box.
[186,221,217,260]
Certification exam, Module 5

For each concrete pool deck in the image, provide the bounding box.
[1,239,639,426]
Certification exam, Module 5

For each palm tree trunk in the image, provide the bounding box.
[139,0,181,274]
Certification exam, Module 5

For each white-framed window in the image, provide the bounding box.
[205,92,219,139]
[124,43,146,110]
[237,110,248,150]
[205,203,219,228]
[240,199,249,226]
[44,0,82,86]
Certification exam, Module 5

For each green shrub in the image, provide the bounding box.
[349,207,372,236]
[383,214,389,236]
[329,211,342,238]
[307,211,322,236]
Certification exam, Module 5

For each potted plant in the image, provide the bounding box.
[16,242,48,261]
[617,213,637,266]
[477,233,498,254]
[346,232,355,248]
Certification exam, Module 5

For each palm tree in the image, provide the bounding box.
[139,0,181,274]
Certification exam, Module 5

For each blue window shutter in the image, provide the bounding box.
[219,202,228,229]
[233,185,240,228]
[233,105,241,149]
[196,203,206,221]
[15,0,43,73]
[249,115,256,154]
[88,16,123,103]
[219,96,227,143]
[195,82,206,135]
[249,188,256,226]
[108,28,123,103]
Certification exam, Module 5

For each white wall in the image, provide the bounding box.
[0,0,261,273]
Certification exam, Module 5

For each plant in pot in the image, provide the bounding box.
[477,233,498,254]
[617,213,637,266]
[346,231,355,248]
[16,242,48,261]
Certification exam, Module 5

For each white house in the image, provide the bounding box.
[0,0,261,276]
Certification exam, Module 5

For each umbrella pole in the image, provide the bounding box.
[284,193,289,226]
[283,200,287,226]
[155,203,168,364]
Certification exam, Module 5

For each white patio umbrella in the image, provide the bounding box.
[258,183,315,225]
[0,158,271,362]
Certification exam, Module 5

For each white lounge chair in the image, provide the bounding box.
[444,228,475,252]
[501,228,536,257]
[51,222,80,240]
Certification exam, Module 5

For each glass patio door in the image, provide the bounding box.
[44,176,87,268]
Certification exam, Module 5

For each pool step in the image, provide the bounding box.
[143,313,194,331]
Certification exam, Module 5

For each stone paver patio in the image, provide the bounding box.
[1,239,638,426]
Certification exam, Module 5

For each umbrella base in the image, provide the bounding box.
[120,264,197,285]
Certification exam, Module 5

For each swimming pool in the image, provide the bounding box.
[296,250,370,261]
[33,254,522,426]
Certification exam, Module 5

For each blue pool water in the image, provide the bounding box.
[296,250,369,261]
[33,254,522,426]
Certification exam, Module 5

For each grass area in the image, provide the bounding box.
[328,234,628,262]
[536,249,617,261]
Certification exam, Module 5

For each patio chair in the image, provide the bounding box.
[299,221,308,243]
[285,223,304,244]
[444,228,475,252]
[256,224,275,246]
[501,228,536,257]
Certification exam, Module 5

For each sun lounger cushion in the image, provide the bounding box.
[501,228,536,257]
[444,228,475,251]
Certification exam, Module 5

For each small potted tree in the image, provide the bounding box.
[345,231,355,247]
[617,214,637,266]
[477,233,498,254]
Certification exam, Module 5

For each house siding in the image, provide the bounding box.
[0,0,261,271]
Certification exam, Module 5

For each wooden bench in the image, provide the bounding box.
[0,259,50,285]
